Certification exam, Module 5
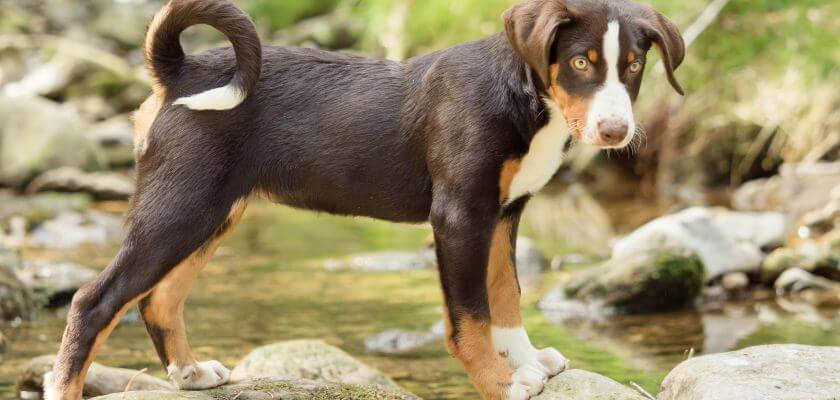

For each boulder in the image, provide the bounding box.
[774,268,840,307]
[324,249,435,272]
[733,162,840,222]
[14,262,98,307]
[17,355,172,398]
[0,95,100,187]
[232,340,398,389]
[87,115,136,167]
[364,321,445,355]
[516,237,549,276]
[562,251,704,314]
[658,345,840,400]
[0,191,92,227]
[613,207,786,280]
[534,369,646,400]
[90,377,421,400]
[29,211,123,249]
[0,263,33,320]
[27,167,135,201]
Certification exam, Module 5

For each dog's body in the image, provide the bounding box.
[48,1,684,399]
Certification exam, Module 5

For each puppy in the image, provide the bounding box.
[47,0,684,399]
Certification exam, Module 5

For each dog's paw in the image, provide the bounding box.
[508,363,547,398]
[42,371,58,400]
[167,360,230,390]
[534,347,568,377]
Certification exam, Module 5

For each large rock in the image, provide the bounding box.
[0,95,100,187]
[232,340,398,389]
[0,262,33,320]
[364,321,445,355]
[562,251,704,314]
[613,207,786,280]
[87,115,136,167]
[90,377,421,400]
[14,262,98,307]
[18,355,172,398]
[0,191,92,226]
[534,369,646,400]
[774,268,840,307]
[559,251,704,314]
[29,211,123,249]
[658,345,840,400]
[733,162,840,221]
[27,167,135,201]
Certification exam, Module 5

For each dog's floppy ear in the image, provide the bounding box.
[503,0,573,88]
[638,8,686,95]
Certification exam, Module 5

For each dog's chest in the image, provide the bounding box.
[506,102,570,204]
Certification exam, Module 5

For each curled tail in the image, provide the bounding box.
[145,0,262,111]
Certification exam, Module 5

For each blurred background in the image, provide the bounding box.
[0,0,838,399]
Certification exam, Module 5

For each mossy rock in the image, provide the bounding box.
[90,378,421,400]
[566,251,704,314]
[0,263,33,320]
[534,370,646,400]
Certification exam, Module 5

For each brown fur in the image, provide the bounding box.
[445,315,515,400]
[498,159,523,204]
[548,64,591,138]
[487,220,522,328]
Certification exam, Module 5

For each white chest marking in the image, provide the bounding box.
[506,101,570,204]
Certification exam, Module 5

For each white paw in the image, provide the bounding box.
[505,381,532,400]
[535,347,568,377]
[512,363,547,396]
[167,360,230,390]
[42,372,58,400]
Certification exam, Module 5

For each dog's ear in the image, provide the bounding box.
[638,8,686,95]
[503,0,573,88]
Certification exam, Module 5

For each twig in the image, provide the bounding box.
[630,382,656,400]
[122,368,148,398]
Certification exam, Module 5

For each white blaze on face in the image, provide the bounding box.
[585,20,635,148]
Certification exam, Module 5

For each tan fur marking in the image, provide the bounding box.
[444,313,515,399]
[499,159,522,204]
[144,2,172,98]
[133,94,162,161]
[587,50,599,63]
[141,199,248,368]
[487,220,522,328]
[548,64,592,139]
[627,52,636,63]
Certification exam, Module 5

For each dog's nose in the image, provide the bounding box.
[597,119,629,146]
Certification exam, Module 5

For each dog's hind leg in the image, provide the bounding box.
[487,200,567,384]
[46,155,249,400]
[139,199,247,390]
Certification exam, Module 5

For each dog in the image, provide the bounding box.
[46,0,684,399]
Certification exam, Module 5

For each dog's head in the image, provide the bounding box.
[504,0,685,148]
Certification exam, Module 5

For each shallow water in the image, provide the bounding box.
[2,200,838,399]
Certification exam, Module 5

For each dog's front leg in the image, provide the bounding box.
[487,201,567,384]
[431,194,542,400]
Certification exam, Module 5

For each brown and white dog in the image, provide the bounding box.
[46,0,684,399]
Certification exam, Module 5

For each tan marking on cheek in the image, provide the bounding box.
[487,220,522,328]
[444,315,515,399]
[498,159,522,204]
[547,64,591,139]
[132,93,162,161]
[587,50,599,63]
[628,52,636,63]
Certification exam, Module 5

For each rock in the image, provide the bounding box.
[0,191,92,227]
[562,251,704,314]
[733,162,840,221]
[29,211,123,249]
[774,268,840,307]
[364,321,445,355]
[232,340,398,389]
[533,369,646,400]
[0,95,100,187]
[539,286,605,324]
[720,272,749,292]
[87,116,136,167]
[516,237,549,275]
[90,377,420,400]
[613,207,786,280]
[761,248,803,283]
[15,262,98,307]
[658,344,840,400]
[0,263,33,320]
[17,355,172,398]
[27,167,135,201]
[325,249,435,272]
[522,184,616,258]
[1,56,82,98]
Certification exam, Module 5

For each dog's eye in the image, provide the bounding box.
[571,57,589,71]
[629,60,643,73]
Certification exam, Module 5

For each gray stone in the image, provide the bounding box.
[775,268,840,307]
[90,377,421,400]
[29,211,123,249]
[0,191,92,226]
[364,321,445,355]
[733,162,840,222]
[720,272,749,292]
[658,345,840,400]
[533,369,646,400]
[232,340,398,389]
[539,286,605,324]
[324,249,435,272]
[18,355,172,398]
[15,262,98,306]
[613,207,786,280]
[561,251,704,314]
[87,116,136,167]
[0,263,32,320]
[27,167,135,200]
[516,237,549,275]
[0,95,100,187]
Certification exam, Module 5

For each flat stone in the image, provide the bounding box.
[534,369,646,400]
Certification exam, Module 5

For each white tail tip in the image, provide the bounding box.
[173,84,246,111]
